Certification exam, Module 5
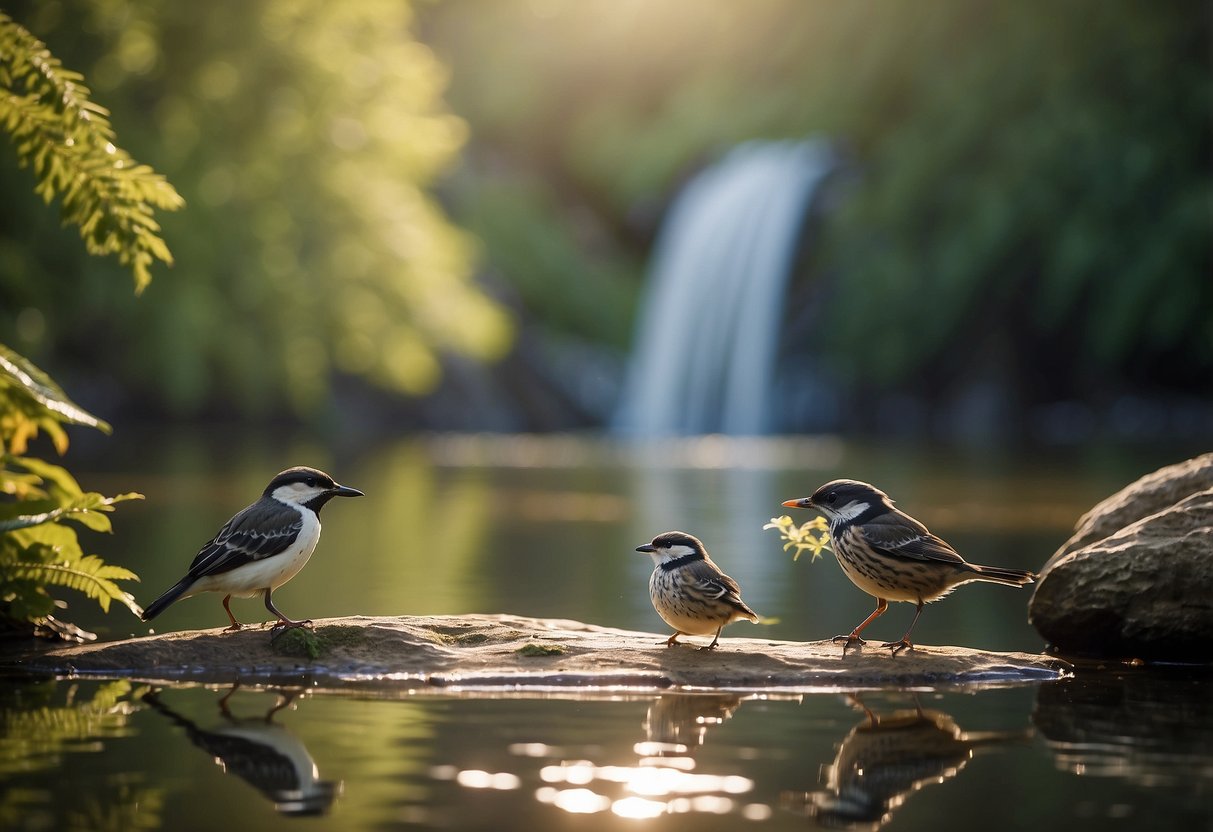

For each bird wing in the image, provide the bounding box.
[855,512,967,566]
[186,501,304,578]
[684,559,757,616]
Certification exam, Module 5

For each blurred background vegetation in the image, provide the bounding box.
[1,0,1209,439]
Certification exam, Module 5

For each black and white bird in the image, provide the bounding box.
[141,466,363,635]
[782,479,1035,654]
[636,531,759,650]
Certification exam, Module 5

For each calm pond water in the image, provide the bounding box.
[4,432,1212,830]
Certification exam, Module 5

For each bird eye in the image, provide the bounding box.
[826,491,837,504]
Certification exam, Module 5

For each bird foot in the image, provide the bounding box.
[832,633,867,653]
[222,622,244,633]
[698,643,720,651]
[879,638,914,656]
[269,619,314,641]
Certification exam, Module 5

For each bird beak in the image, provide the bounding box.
[782,497,813,509]
[635,544,656,553]
[331,484,364,498]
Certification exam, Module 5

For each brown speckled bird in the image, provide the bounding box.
[636,531,759,650]
[783,479,1035,654]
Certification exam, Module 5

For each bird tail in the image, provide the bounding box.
[970,564,1036,587]
[733,600,761,623]
[141,577,195,622]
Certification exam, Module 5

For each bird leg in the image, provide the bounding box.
[880,601,924,656]
[218,683,240,718]
[699,626,724,651]
[264,588,312,639]
[663,631,686,647]
[221,595,243,632]
[833,598,889,653]
[264,690,297,722]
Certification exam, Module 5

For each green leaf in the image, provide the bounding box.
[0,344,110,433]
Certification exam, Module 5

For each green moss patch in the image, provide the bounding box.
[517,642,566,657]
[270,625,369,660]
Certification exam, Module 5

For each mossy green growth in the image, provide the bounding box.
[271,625,369,659]
[517,642,566,657]
[454,631,491,645]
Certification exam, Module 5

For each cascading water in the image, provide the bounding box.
[614,139,836,437]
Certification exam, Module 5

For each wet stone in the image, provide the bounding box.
[4,614,1067,691]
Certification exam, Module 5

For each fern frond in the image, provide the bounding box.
[0,550,142,617]
[0,12,183,293]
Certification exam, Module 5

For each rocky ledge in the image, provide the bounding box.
[5,614,1067,691]
[1030,453,1213,662]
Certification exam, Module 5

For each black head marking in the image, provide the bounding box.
[648,531,707,553]
[264,466,337,496]
[810,479,891,510]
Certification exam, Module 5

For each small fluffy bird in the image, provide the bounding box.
[141,466,363,634]
[782,479,1035,654]
[636,531,759,650]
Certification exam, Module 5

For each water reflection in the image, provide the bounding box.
[1034,669,1213,801]
[644,692,744,751]
[433,692,773,821]
[5,676,1213,830]
[534,693,763,820]
[0,680,163,832]
[142,686,341,816]
[783,695,1030,830]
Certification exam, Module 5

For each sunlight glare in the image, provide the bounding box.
[611,796,667,819]
[536,787,612,814]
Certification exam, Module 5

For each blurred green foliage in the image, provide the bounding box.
[2,0,510,418]
[426,0,1211,402]
[0,0,1208,422]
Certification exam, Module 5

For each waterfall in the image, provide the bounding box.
[614,139,835,436]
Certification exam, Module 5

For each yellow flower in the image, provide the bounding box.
[763,515,831,562]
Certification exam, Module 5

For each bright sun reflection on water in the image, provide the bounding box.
[611,796,667,818]
[528,757,757,817]
[536,787,612,814]
[442,694,777,820]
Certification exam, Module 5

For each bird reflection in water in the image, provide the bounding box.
[642,692,744,753]
[142,685,341,816]
[784,694,1029,830]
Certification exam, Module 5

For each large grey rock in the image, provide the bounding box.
[1030,488,1213,661]
[1047,452,1213,571]
[3,613,1067,690]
